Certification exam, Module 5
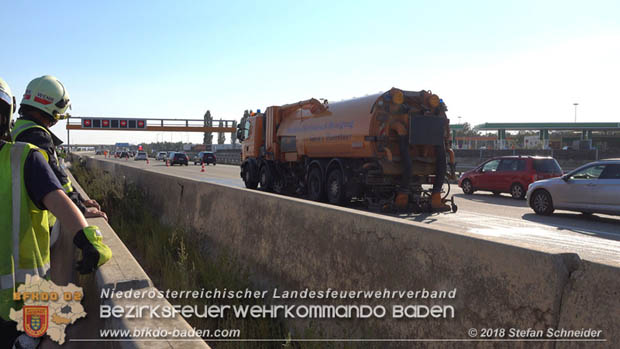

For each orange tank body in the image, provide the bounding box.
[276,93,380,159]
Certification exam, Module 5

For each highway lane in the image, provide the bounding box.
[85,154,620,265]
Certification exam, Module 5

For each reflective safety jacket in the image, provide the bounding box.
[11,118,83,227]
[0,142,51,319]
[11,118,73,193]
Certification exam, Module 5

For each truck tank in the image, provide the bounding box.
[275,88,454,177]
[239,87,457,213]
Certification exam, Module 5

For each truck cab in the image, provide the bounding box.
[238,111,264,161]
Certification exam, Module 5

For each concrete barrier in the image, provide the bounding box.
[83,156,619,347]
[557,260,620,348]
[43,167,209,349]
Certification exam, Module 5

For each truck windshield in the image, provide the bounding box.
[244,119,251,139]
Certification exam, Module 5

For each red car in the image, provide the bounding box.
[458,156,563,199]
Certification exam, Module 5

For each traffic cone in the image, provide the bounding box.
[146,158,150,165]
[166,160,169,167]
[201,163,205,172]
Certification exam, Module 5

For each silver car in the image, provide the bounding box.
[526,159,620,216]
[134,152,148,161]
[156,151,167,160]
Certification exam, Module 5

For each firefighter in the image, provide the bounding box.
[0,77,112,348]
[11,75,106,221]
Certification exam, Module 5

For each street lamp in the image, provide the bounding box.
[573,103,579,122]
[458,116,462,125]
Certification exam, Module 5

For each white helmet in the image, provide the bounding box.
[0,77,16,136]
[20,75,71,121]
[0,77,14,115]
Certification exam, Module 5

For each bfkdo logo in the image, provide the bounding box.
[9,276,86,345]
[23,305,49,337]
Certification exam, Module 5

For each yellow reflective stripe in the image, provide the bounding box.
[10,120,50,140]
[38,148,49,162]
[48,214,57,228]
[62,180,73,193]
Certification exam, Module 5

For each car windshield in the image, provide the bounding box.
[533,159,561,173]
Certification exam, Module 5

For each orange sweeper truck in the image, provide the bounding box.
[236,87,457,213]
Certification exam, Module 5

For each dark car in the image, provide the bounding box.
[120,151,130,159]
[193,151,216,165]
[458,156,563,199]
[170,152,189,166]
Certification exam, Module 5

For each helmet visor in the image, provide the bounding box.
[0,89,11,108]
[55,97,70,109]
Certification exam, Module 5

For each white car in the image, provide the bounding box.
[156,151,167,160]
[134,152,148,161]
[526,159,620,216]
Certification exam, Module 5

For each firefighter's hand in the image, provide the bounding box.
[83,199,101,210]
[84,207,108,221]
[73,226,112,274]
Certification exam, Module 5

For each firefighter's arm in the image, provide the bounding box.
[42,190,112,274]
[42,189,87,233]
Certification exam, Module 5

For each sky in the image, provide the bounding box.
[2,0,619,145]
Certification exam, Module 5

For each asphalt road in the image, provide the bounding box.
[85,154,620,266]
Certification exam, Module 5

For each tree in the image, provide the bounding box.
[203,110,213,148]
[217,119,225,144]
[455,122,480,137]
[231,120,238,145]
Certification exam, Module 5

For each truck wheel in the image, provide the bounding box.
[307,167,326,202]
[243,165,258,189]
[326,169,346,205]
[259,165,273,192]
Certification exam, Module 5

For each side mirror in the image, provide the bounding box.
[561,174,569,182]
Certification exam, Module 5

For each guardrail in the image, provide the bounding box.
[215,151,241,165]
[192,148,608,179]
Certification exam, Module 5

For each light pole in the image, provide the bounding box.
[573,103,579,122]
[458,116,462,125]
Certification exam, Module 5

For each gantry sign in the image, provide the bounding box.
[66,117,237,133]
[65,117,237,151]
